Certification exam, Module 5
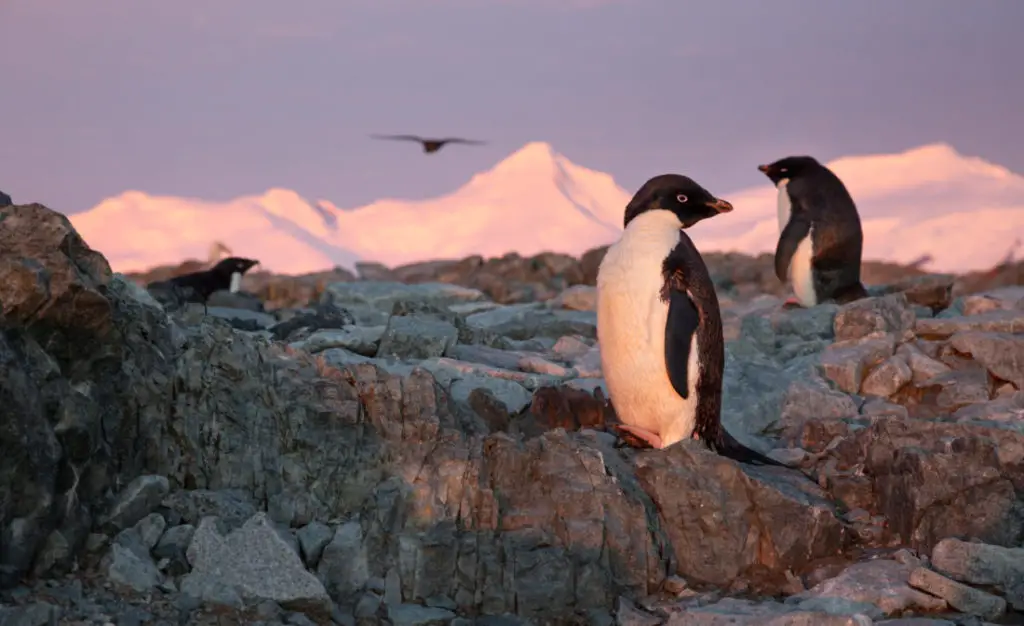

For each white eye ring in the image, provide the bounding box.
[676,194,688,203]
[779,168,788,173]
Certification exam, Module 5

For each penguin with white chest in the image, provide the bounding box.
[758,156,869,308]
[596,174,784,465]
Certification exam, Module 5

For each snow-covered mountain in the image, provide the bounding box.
[70,141,1024,275]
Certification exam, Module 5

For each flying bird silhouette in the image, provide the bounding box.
[370,134,486,154]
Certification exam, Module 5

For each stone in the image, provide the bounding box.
[321,281,486,312]
[949,331,1024,388]
[907,566,1005,620]
[915,367,992,412]
[152,523,194,576]
[860,355,913,398]
[464,303,598,340]
[834,293,916,342]
[99,475,171,535]
[160,489,257,531]
[295,521,334,568]
[666,597,872,625]
[633,441,844,588]
[183,514,331,617]
[550,285,597,311]
[915,309,1024,338]
[896,342,952,385]
[205,306,276,329]
[290,325,385,356]
[790,559,946,618]
[819,333,897,394]
[316,520,369,606]
[376,315,459,360]
[962,286,1024,315]
[449,374,533,416]
[930,538,1024,609]
[0,602,60,626]
[386,604,456,626]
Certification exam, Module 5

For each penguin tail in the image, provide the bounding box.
[713,428,788,467]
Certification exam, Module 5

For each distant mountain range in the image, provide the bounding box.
[69,141,1024,275]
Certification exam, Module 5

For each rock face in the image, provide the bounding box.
[2,201,1024,625]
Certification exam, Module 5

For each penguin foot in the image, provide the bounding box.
[611,424,663,449]
[781,297,803,310]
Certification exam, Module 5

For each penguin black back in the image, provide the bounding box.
[758,156,868,306]
[150,256,259,312]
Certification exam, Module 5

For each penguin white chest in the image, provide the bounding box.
[776,181,817,307]
[229,272,242,293]
[596,210,700,448]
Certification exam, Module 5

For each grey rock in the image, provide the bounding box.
[0,190,12,207]
[135,512,167,550]
[962,286,1024,315]
[834,293,916,342]
[550,285,597,311]
[317,520,369,605]
[184,513,331,616]
[907,566,1005,620]
[205,306,277,329]
[99,475,170,535]
[860,355,913,398]
[295,521,333,568]
[665,597,871,625]
[896,342,952,385]
[386,604,456,626]
[819,332,897,394]
[376,315,459,360]
[322,281,486,312]
[916,309,1024,337]
[465,303,598,340]
[103,540,163,593]
[449,374,533,416]
[0,601,60,626]
[160,489,257,531]
[290,325,386,356]
[152,523,195,575]
[949,331,1024,388]
[930,538,1024,610]
[179,573,245,608]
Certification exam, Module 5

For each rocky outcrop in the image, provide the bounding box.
[3,201,1024,625]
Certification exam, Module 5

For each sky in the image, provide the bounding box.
[2,0,1023,216]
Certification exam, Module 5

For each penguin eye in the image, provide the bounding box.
[676,194,688,203]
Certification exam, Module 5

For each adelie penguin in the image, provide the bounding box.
[596,174,785,466]
[148,256,260,314]
[758,156,869,308]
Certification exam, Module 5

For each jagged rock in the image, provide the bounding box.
[0,189,12,207]
[833,293,916,342]
[376,315,459,360]
[665,597,872,625]
[861,355,913,398]
[949,331,1024,388]
[322,281,486,313]
[551,285,597,311]
[930,538,1024,610]
[290,325,385,356]
[819,332,897,394]
[790,559,947,619]
[916,309,1024,337]
[907,566,1006,620]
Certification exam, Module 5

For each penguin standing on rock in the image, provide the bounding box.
[758,156,869,308]
[596,174,785,466]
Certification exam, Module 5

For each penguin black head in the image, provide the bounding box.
[757,156,823,185]
[623,174,733,229]
[212,256,260,277]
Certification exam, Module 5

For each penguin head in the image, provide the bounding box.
[212,256,261,277]
[623,174,733,229]
[757,156,822,185]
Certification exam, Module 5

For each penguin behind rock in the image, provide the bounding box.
[596,174,785,466]
[758,156,869,308]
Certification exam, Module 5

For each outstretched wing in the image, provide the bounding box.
[774,214,811,283]
[370,134,425,143]
[438,137,486,146]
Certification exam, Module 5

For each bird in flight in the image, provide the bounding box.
[370,134,487,154]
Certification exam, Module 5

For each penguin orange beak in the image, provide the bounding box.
[707,198,734,214]
[758,164,771,173]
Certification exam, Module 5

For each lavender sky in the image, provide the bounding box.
[2,0,1023,215]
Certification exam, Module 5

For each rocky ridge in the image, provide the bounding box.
[1,201,1024,626]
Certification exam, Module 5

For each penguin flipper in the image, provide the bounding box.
[774,215,811,283]
[664,288,700,401]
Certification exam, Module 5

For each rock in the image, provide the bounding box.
[819,333,897,394]
[949,331,1024,388]
[290,325,385,356]
[464,304,598,340]
[930,538,1024,610]
[834,293,916,342]
[614,596,661,626]
[152,523,194,575]
[961,286,1024,315]
[206,290,266,311]
[551,285,597,311]
[0,601,60,626]
[665,597,872,625]
[386,604,456,626]
[160,489,257,531]
[915,309,1024,338]
[907,566,1006,620]
[0,190,11,207]
[896,342,952,385]
[860,355,913,398]
[99,475,171,535]
[103,523,164,593]
[791,559,946,619]
[449,374,533,417]
[204,306,277,330]
[874,274,956,312]
[633,441,844,589]
[915,367,992,412]
[322,281,486,313]
[295,521,334,569]
[376,315,459,360]
[184,514,331,617]
[269,304,357,341]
